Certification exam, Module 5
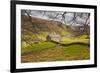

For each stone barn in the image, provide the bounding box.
[46,35,61,42]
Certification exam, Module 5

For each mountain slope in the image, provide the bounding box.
[21,15,70,44]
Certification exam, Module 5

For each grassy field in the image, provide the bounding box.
[61,35,89,44]
[21,40,90,63]
[21,42,56,54]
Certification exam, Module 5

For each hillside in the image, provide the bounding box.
[21,15,70,44]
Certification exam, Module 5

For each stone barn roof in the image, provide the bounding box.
[47,35,61,38]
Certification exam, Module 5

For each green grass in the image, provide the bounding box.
[61,44,90,59]
[21,42,56,54]
[61,39,89,44]
[21,44,90,63]
[61,36,89,44]
[21,35,90,62]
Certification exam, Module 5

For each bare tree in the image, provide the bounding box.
[23,10,32,23]
[23,10,38,32]
[22,10,90,36]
